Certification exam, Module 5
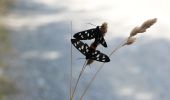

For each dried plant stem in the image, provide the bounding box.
[79,62,104,100]
[79,39,127,100]
[109,39,127,57]
[70,21,73,100]
[71,60,87,100]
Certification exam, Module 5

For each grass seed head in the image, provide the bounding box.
[141,18,157,29]
[130,27,141,37]
[100,22,108,36]
[124,37,136,45]
[130,18,157,37]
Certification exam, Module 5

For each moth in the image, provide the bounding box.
[73,22,108,47]
[71,39,110,64]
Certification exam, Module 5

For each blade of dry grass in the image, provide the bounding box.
[70,21,73,100]
[79,39,126,100]
[71,60,87,100]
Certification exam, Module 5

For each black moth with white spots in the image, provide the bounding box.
[73,26,107,47]
[71,39,110,62]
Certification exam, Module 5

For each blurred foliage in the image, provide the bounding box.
[0,77,17,99]
[0,0,16,15]
[0,24,9,54]
[0,0,17,100]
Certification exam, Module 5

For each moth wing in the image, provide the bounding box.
[98,37,107,47]
[71,39,89,56]
[71,39,110,63]
[73,28,96,40]
[89,50,110,62]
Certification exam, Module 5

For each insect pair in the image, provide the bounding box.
[71,22,110,65]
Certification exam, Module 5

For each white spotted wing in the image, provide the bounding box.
[71,39,110,62]
[96,37,107,47]
[73,26,107,48]
[73,28,97,40]
[89,49,110,62]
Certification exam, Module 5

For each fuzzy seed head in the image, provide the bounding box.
[100,22,108,36]
[125,37,136,45]
[141,18,157,29]
[130,27,141,37]
[129,18,157,37]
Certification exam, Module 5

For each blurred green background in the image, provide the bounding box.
[0,0,17,99]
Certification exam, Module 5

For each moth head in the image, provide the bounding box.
[100,22,108,36]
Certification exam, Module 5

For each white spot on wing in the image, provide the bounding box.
[86,49,89,52]
[77,41,80,44]
[74,43,77,46]
[85,46,88,49]
[81,45,84,49]
[87,33,89,37]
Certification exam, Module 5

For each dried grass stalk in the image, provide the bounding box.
[124,37,136,45]
[130,18,157,37]
[141,18,157,29]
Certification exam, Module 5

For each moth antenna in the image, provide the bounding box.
[86,23,97,27]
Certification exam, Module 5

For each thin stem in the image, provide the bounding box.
[71,60,87,99]
[70,21,73,100]
[109,43,124,57]
[79,63,104,100]
[79,38,127,100]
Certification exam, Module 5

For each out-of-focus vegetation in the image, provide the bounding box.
[0,0,17,100]
[0,77,17,99]
[0,0,16,15]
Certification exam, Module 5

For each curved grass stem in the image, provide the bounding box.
[79,38,127,100]
[71,60,87,100]
[70,21,73,100]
